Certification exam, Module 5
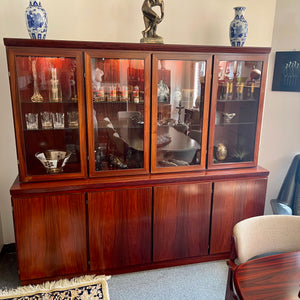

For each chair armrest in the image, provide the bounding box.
[270,199,293,215]
[227,259,238,271]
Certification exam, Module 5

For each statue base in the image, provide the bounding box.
[140,36,164,44]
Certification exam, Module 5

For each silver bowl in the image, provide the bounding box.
[35,150,72,174]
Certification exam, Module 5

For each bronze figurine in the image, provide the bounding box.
[141,0,164,44]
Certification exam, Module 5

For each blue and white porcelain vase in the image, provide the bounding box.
[229,7,248,47]
[25,1,48,39]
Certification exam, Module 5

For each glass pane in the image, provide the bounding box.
[156,59,206,168]
[15,55,81,175]
[214,60,263,164]
[91,58,145,171]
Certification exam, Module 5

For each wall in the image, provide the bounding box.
[259,0,300,214]
[0,214,3,249]
[0,0,276,244]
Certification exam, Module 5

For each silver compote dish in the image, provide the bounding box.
[35,150,72,174]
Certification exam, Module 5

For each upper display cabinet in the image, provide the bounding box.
[151,53,212,173]
[208,54,268,169]
[4,39,270,182]
[84,50,151,177]
[6,48,87,182]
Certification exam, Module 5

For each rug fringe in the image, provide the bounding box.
[0,275,110,298]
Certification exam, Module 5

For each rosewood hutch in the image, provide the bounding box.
[4,38,270,284]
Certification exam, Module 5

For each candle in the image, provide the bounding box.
[52,68,57,80]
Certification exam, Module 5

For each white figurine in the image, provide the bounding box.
[92,68,104,91]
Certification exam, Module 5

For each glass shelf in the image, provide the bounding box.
[217,99,257,103]
[24,128,79,131]
[215,122,256,126]
[21,100,78,104]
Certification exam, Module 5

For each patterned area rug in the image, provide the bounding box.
[0,275,110,300]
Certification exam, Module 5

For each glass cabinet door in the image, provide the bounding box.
[151,53,212,173]
[85,51,150,177]
[7,49,87,182]
[208,54,268,169]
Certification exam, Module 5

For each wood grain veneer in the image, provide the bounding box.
[13,193,87,281]
[210,178,268,254]
[153,182,211,261]
[88,187,152,271]
[4,38,271,54]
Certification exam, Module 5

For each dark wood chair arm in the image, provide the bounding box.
[227,259,238,271]
[225,235,239,300]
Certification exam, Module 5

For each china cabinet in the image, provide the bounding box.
[5,38,270,284]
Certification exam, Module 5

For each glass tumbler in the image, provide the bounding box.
[25,113,39,130]
[40,111,52,129]
[52,112,65,129]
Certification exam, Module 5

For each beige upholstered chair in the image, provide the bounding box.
[234,215,300,263]
[225,215,300,299]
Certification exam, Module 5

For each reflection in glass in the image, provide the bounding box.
[213,60,263,164]
[95,143,107,171]
[156,59,206,168]
[91,58,145,171]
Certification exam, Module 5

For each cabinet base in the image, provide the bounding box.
[20,253,229,285]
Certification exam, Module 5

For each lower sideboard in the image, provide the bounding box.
[10,167,268,284]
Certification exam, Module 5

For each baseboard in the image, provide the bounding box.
[0,243,16,260]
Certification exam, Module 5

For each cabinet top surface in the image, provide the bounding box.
[10,166,269,195]
[4,38,271,54]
